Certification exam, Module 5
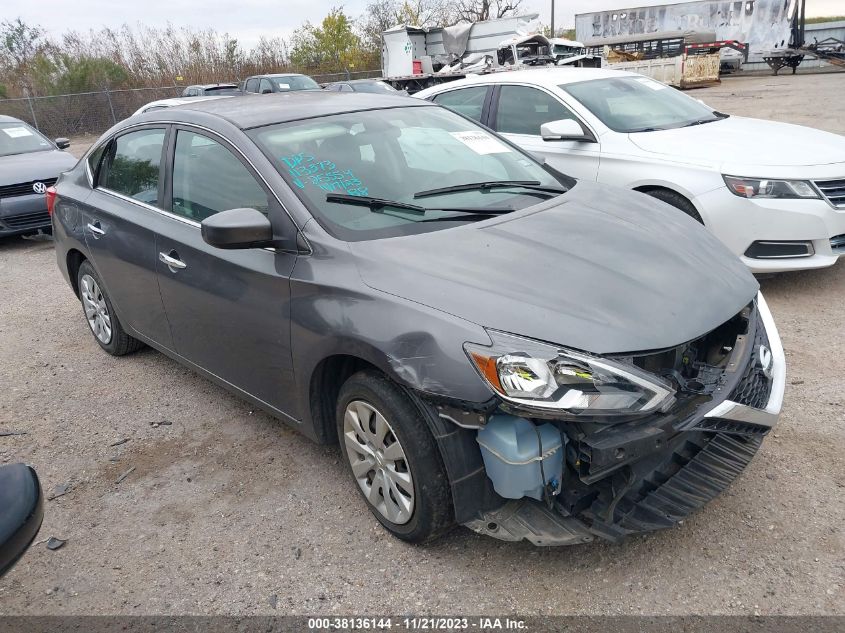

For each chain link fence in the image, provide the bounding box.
[0,69,384,140]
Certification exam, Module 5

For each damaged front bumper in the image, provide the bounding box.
[437,292,785,546]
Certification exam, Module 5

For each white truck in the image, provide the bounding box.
[381,15,597,94]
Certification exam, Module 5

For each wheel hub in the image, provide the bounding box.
[343,400,415,525]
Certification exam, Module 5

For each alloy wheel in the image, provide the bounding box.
[343,400,415,525]
[80,274,112,345]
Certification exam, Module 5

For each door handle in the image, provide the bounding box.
[159,251,187,271]
[86,222,105,238]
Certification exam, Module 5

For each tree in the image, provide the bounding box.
[359,0,455,52]
[453,0,524,23]
[290,7,363,72]
[0,18,46,94]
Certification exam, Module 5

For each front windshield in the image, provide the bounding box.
[273,75,320,91]
[0,122,53,157]
[352,81,396,94]
[562,76,720,133]
[249,106,571,241]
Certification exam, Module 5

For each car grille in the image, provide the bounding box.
[2,210,50,229]
[814,178,845,208]
[730,312,772,410]
[0,178,57,199]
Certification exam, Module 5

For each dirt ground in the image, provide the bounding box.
[0,72,843,616]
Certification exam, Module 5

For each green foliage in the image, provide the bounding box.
[290,7,363,72]
[0,83,6,99]
[50,55,129,94]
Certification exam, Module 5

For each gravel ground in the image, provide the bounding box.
[0,72,843,616]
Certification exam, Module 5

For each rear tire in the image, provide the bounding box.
[643,189,704,224]
[76,261,143,357]
[336,370,454,543]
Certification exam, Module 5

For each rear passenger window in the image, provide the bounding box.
[171,130,269,222]
[98,128,165,205]
[431,86,488,123]
[245,78,259,93]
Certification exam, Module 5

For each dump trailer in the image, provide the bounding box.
[381,14,595,93]
[584,30,747,88]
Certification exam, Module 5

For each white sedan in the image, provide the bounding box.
[416,68,845,273]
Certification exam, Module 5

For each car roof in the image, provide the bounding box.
[422,67,636,91]
[328,79,386,85]
[140,92,431,129]
[0,115,24,124]
[190,83,238,89]
[250,73,310,79]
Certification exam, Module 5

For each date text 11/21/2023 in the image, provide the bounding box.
[307,617,528,630]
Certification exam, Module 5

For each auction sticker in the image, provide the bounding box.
[2,126,33,138]
[450,131,511,155]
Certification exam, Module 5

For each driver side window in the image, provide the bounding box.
[259,78,274,94]
[171,130,269,222]
[495,85,579,136]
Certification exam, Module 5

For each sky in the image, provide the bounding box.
[4,0,842,49]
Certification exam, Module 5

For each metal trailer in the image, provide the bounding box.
[575,0,797,67]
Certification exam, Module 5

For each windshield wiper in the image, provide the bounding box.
[681,118,721,128]
[629,127,666,133]
[326,193,427,213]
[413,180,567,199]
[326,193,514,216]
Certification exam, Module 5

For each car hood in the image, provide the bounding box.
[352,182,758,355]
[628,116,845,168]
[0,150,78,184]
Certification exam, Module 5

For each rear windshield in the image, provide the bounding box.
[352,82,397,94]
[203,86,240,95]
[0,122,53,157]
[249,105,570,241]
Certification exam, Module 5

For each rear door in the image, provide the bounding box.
[489,84,600,181]
[154,126,301,419]
[81,126,174,348]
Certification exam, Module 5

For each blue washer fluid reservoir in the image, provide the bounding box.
[476,414,565,501]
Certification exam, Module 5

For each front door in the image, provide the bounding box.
[154,127,300,419]
[490,84,601,181]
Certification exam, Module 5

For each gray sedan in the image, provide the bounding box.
[0,116,76,238]
[51,93,785,545]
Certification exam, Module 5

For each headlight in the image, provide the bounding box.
[464,331,675,417]
[723,175,819,200]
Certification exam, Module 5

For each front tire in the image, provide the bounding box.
[336,371,454,543]
[76,261,143,356]
[644,189,704,224]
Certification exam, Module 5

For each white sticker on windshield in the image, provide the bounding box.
[2,126,34,138]
[278,83,290,89]
[450,131,511,155]
[634,77,666,90]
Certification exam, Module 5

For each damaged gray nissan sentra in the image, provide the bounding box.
[50,92,785,545]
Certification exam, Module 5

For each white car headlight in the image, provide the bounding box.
[723,175,820,200]
[464,331,675,417]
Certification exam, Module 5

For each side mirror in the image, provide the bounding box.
[201,208,274,249]
[0,464,44,578]
[54,138,70,150]
[540,119,594,142]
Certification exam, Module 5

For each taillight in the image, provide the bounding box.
[46,186,57,216]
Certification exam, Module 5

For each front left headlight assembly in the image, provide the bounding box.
[723,175,820,200]
[465,331,675,418]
